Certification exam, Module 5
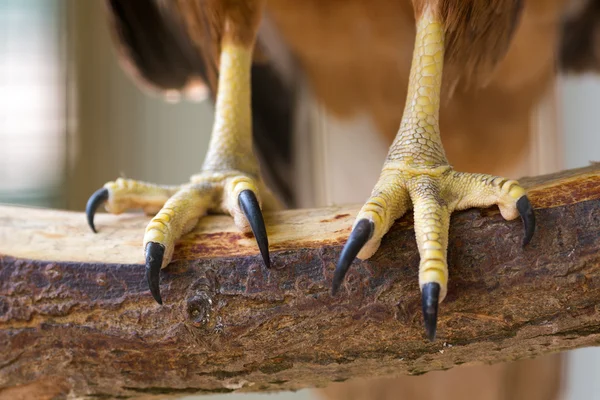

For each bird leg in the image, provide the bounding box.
[86,0,276,304]
[332,6,535,341]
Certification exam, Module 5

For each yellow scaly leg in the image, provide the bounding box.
[86,6,278,304]
[332,7,535,341]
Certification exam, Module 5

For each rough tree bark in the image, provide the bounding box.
[1,165,600,399]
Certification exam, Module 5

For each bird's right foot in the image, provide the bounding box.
[87,171,276,304]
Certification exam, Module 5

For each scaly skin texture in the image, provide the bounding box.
[352,9,527,302]
[95,42,277,273]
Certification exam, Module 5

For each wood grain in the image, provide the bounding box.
[0,165,599,399]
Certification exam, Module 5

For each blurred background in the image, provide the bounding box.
[0,0,599,399]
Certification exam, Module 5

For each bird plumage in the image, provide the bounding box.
[105,0,594,194]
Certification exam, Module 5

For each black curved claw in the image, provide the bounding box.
[145,242,165,305]
[86,188,109,233]
[422,282,440,341]
[332,219,374,295]
[238,190,270,269]
[516,195,535,247]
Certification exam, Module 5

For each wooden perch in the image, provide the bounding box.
[1,165,600,399]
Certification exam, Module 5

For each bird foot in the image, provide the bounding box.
[86,172,275,304]
[333,165,535,341]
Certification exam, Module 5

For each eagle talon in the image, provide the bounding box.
[238,190,270,269]
[332,219,374,295]
[422,282,440,341]
[517,195,535,246]
[86,187,109,233]
[145,241,165,305]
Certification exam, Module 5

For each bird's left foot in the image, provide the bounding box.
[332,7,537,340]
[333,165,535,341]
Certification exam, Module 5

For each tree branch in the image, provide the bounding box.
[1,165,600,399]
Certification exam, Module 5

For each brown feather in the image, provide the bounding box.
[439,0,524,87]
[105,0,211,97]
[266,0,569,175]
[106,0,594,181]
[560,0,600,73]
[409,0,524,87]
